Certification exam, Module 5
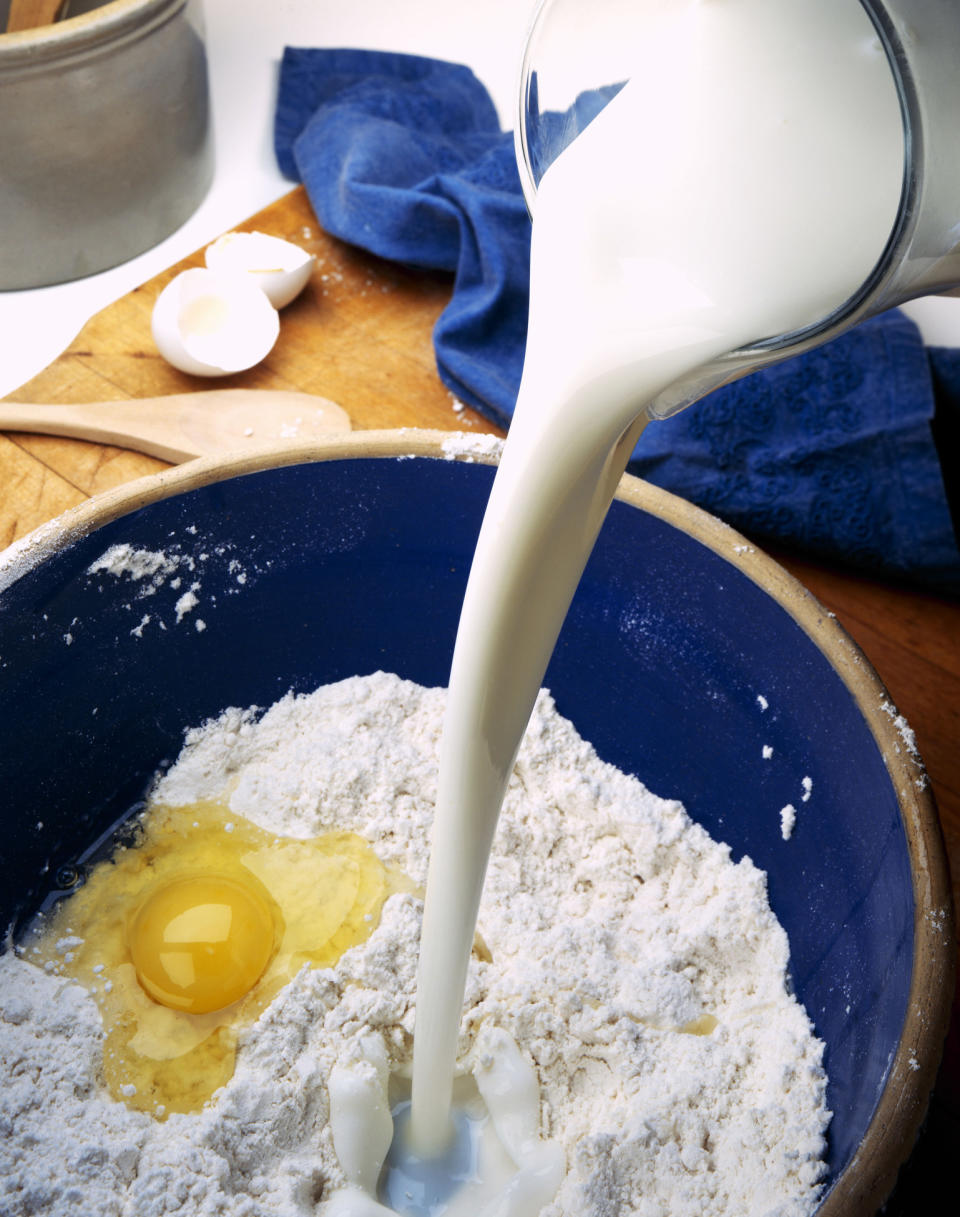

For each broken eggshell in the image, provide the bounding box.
[151,268,281,378]
[204,231,316,309]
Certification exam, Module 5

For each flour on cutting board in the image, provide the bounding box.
[0,672,829,1217]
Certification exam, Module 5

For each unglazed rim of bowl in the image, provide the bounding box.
[0,429,953,1216]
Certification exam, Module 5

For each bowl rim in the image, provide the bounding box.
[0,428,953,1215]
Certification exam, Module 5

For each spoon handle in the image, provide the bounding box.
[0,390,351,463]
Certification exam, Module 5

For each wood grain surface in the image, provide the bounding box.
[4,0,66,34]
[1,185,957,1209]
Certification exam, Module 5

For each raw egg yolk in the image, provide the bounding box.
[26,802,397,1117]
[128,873,277,1014]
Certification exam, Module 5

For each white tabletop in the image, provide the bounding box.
[1,0,957,399]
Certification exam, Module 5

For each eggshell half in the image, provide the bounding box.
[151,268,281,377]
[204,231,316,308]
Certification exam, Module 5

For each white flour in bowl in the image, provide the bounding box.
[0,672,829,1217]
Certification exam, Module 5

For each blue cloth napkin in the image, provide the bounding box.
[275,47,960,591]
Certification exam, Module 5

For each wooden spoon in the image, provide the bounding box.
[0,390,351,462]
[5,1,68,33]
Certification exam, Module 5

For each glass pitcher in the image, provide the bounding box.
[515,0,960,416]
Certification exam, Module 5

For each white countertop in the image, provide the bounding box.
[1,0,957,399]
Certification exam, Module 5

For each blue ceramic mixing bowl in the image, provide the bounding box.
[0,433,952,1215]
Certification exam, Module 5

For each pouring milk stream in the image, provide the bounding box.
[406,0,906,1170]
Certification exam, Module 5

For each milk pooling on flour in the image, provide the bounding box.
[410,0,904,1155]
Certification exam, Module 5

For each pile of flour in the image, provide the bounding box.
[0,672,829,1217]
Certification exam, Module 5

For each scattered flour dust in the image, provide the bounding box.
[440,432,505,463]
[80,537,253,641]
[0,673,830,1217]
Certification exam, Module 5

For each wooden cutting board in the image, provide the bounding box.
[0,186,503,548]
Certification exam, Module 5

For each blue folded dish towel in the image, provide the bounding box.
[275,47,960,592]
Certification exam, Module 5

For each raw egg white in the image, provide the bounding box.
[205,231,316,308]
[151,267,280,377]
[27,801,395,1118]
